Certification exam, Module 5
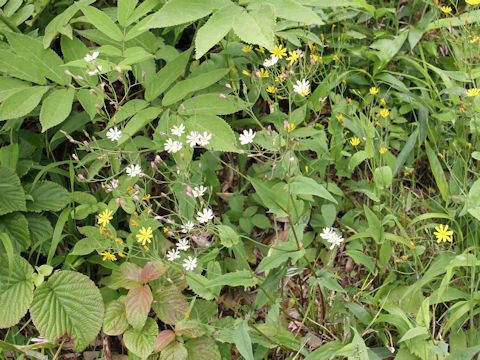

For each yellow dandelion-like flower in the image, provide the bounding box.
[433,224,454,243]
[379,147,388,154]
[380,108,390,118]
[470,35,480,43]
[270,44,287,58]
[441,6,452,13]
[284,123,296,133]
[369,87,379,95]
[266,86,276,93]
[468,142,472,149]
[163,227,169,233]
[305,166,309,174]
[242,70,251,76]
[336,114,343,122]
[466,88,480,97]
[286,50,299,65]
[255,46,265,54]
[118,252,126,258]
[143,194,150,202]
[242,44,253,52]
[438,153,444,159]
[380,98,386,106]
[100,251,116,261]
[136,226,153,245]
[350,137,361,146]
[259,68,269,78]
[466,0,480,5]
[308,43,316,51]
[97,209,113,227]
[333,55,339,61]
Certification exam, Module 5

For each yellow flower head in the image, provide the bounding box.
[284,123,296,133]
[242,44,253,52]
[308,43,316,51]
[433,224,453,243]
[266,86,276,93]
[136,226,153,245]
[441,6,452,13]
[242,70,251,77]
[470,35,480,43]
[369,87,379,95]
[380,98,386,106]
[259,68,269,78]
[466,0,480,4]
[333,55,339,61]
[270,44,287,58]
[466,88,480,97]
[286,50,299,65]
[380,108,390,118]
[118,252,126,258]
[98,209,113,227]
[379,147,388,154]
[100,251,116,262]
[255,46,265,54]
[143,194,150,202]
[350,137,361,146]
[336,114,343,122]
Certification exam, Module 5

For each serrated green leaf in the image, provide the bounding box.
[125,285,153,329]
[185,336,221,360]
[103,297,129,336]
[82,6,124,42]
[30,271,104,352]
[232,7,274,50]
[0,212,30,252]
[147,0,221,28]
[152,285,188,325]
[124,317,158,359]
[398,326,429,343]
[207,270,257,288]
[181,94,248,116]
[174,319,205,338]
[159,341,188,360]
[118,0,139,26]
[0,255,34,328]
[186,114,238,152]
[25,181,70,212]
[153,330,176,352]
[40,88,75,132]
[0,86,48,121]
[106,262,143,290]
[186,273,215,300]
[265,0,323,25]
[0,166,26,216]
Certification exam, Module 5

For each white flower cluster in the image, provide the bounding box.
[320,227,345,250]
[293,79,310,97]
[164,123,212,153]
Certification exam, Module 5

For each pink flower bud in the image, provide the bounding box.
[310,58,316,65]
[284,120,289,127]
[147,209,153,215]
[98,156,103,161]
[77,174,85,180]
[117,76,123,83]
[94,104,101,110]
[180,103,185,111]
[100,82,106,91]
[69,139,74,143]
[64,70,74,77]
[115,66,121,73]
[289,70,295,76]
[77,75,85,80]
[180,153,184,159]
[133,195,139,200]
[154,216,163,221]
[161,192,167,197]
[142,71,146,78]
[290,156,295,163]
[198,162,202,168]
[155,155,161,163]
[151,161,155,168]
[219,93,227,99]
[255,71,261,77]
[159,132,167,136]
[89,89,96,95]
[115,198,121,205]
[186,191,193,197]
[225,83,232,89]
[72,154,79,161]
[166,219,173,224]
[83,140,89,147]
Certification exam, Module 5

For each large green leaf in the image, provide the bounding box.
[25,181,70,212]
[118,0,139,26]
[232,7,274,50]
[234,320,254,360]
[30,271,104,352]
[0,212,30,252]
[0,166,26,216]
[82,6,124,42]
[103,296,129,336]
[159,341,188,360]
[125,285,153,329]
[106,262,143,290]
[152,285,188,325]
[181,93,248,115]
[0,77,30,102]
[124,317,158,359]
[206,270,257,288]
[186,114,238,152]
[287,176,337,204]
[0,51,46,84]
[0,255,34,328]
[0,86,48,121]
[117,107,162,145]
[185,336,221,360]
[162,68,230,106]
[39,88,75,132]
[263,0,323,25]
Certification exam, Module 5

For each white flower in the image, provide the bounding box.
[192,185,207,198]
[320,227,336,241]
[106,127,122,141]
[198,131,212,146]
[239,129,256,145]
[164,138,183,153]
[186,131,201,147]
[293,79,310,96]
[196,208,214,223]
[183,256,197,271]
[263,55,279,67]
[87,65,103,76]
[166,248,180,261]
[176,239,190,251]
[126,164,142,177]
[181,221,194,233]
[171,124,185,136]
[328,232,344,250]
[111,179,119,188]
[84,51,99,62]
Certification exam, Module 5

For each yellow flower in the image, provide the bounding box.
[310,54,319,63]
[336,114,343,122]
[441,6,452,13]
[266,86,276,93]
[433,224,453,243]
[242,70,251,76]
[136,226,153,245]
[259,68,269,78]
[99,226,105,235]
[380,98,386,106]
[255,46,265,54]
[114,238,124,244]
[143,245,149,251]
[143,194,150,202]
[270,44,287,58]
[470,35,480,43]
[305,166,309,174]
[308,43,316,51]
[466,0,480,4]
[131,219,139,227]
[286,50,299,65]
[284,123,296,133]
[466,88,480,97]
[379,147,387,154]
[118,252,126,258]
[242,44,253,52]
[438,153,444,159]
[350,137,361,146]
[369,87,379,95]
[469,142,473,149]
[380,108,390,118]
[100,251,116,261]
[163,227,169,233]
[333,55,339,61]
[98,209,113,227]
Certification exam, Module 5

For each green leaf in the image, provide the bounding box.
[30,271,104,352]
[147,0,222,28]
[181,93,248,115]
[0,143,18,169]
[348,150,367,170]
[216,224,239,248]
[106,262,143,290]
[0,77,30,102]
[118,0,139,26]
[0,50,46,84]
[145,48,192,102]
[249,178,288,217]
[288,176,337,204]
[103,297,129,336]
[174,319,205,338]
[393,128,418,175]
[364,205,383,244]
[398,326,429,343]
[163,68,230,106]
[117,107,162,145]
[425,142,449,202]
[0,233,13,278]
[125,285,153,329]
[159,341,188,360]
[124,317,158,359]
[0,166,26,216]
[207,270,257,288]
[373,166,393,190]
[264,0,323,25]
[195,4,241,59]
[0,255,34,328]
[77,88,102,119]
[232,7,274,50]
[234,320,254,360]
[345,250,376,273]
[154,330,176,352]
[0,86,48,121]
[0,212,30,252]
[186,114,238,152]
[185,336,221,360]
[39,88,75,132]
[25,181,70,212]
[152,285,188,325]
[82,6,124,42]
[186,273,215,300]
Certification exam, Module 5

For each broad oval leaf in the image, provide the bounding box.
[103,296,128,336]
[288,176,337,204]
[232,8,274,50]
[140,260,167,283]
[0,255,34,328]
[152,285,188,325]
[125,285,153,329]
[181,94,248,116]
[0,212,31,252]
[25,181,70,212]
[185,336,221,360]
[124,317,158,359]
[106,262,143,290]
[159,341,188,360]
[186,114,238,152]
[82,6,124,41]
[40,88,75,132]
[153,330,176,353]
[0,166,26,216]
[0,86,48,121]
[30,271,104,352]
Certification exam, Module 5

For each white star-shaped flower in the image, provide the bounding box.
[183,256,197,271]
[84,51,99,62]
[181,221,194,233]
[196,208,214,223]
[186,131,201,147]
[164,138,183,153]
[192,185,207,198]
[239,129,256,145]
[171,124,185,136]
[293,79,310,96]
[263,55,279,67]
[327,233,344,250]
[320,227,336,241]
[166,249,180,261]
[198,131,212,146]
[176,239,190,251]
[87,65,103,76]
[106,127,122,141]
[126,164,142,177]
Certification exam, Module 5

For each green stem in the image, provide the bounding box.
[0,10,20,33]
